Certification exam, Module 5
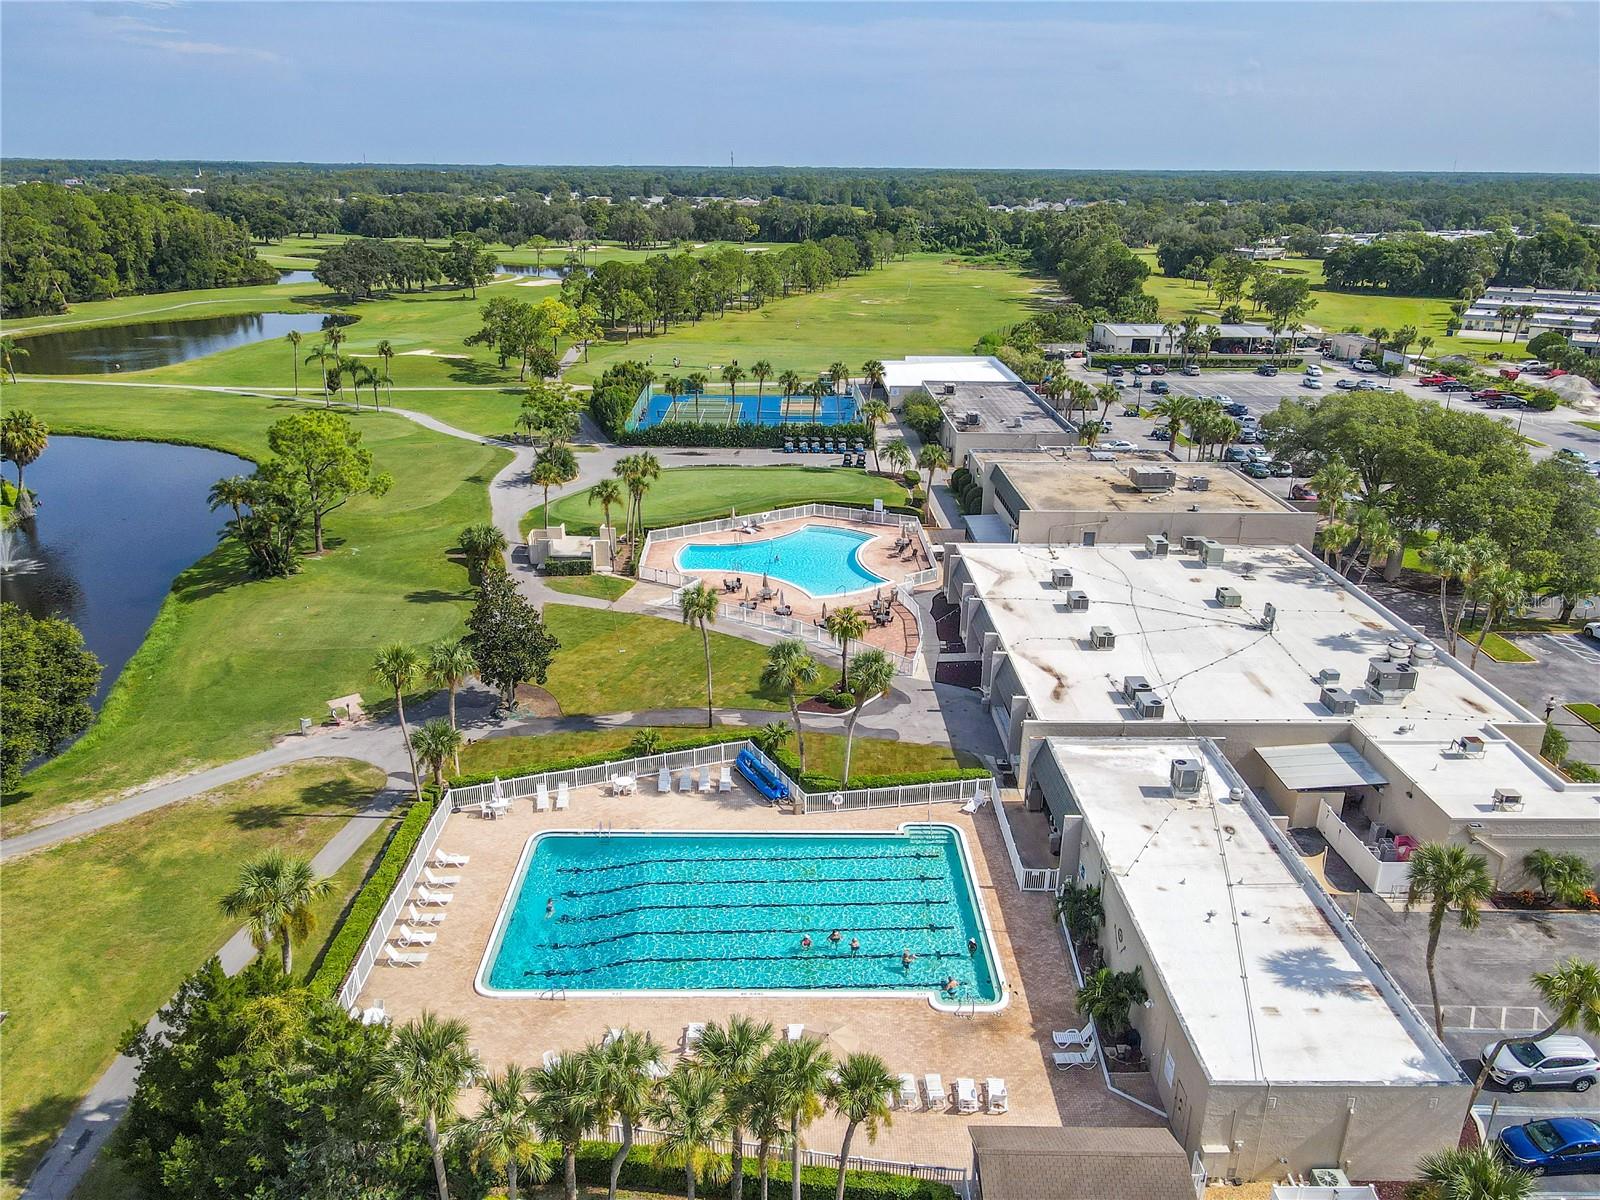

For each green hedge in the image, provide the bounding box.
[1088,353,1303,369]
[564,1140,956,1200]
[446,733,749,791]
[769,746,990,794]
[308,799,435,996]
[541,558,593,576]
[620,421,870,449]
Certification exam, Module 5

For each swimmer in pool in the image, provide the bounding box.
[545,898,555,918]
[968,937,978,954]
[828,929,842,945]
[944,977,959,994]
[801,934,812,950]
[901,948,915,970]
[849,937,860,953]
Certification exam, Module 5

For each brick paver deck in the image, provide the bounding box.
[358,778,1163,1169]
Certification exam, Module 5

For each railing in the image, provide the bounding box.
[1439,1004,1549,1033]
[796,775,987,815]
[608,1123,969,1188]
[644,501,914,548]
[713,602,918,675]
[990,794,1059,892]
[337,796,453,1012]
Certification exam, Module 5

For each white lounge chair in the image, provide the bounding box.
[1053,1046,1097,1070]
[646,1060,670,1080]
[954,1077,979,1114]
[922,1073,945,1110]
[683,1022,706,1050]
[542,1050,562,1069]
[384,944,426,967]
[718,764,733,792]
[785,1023,805,1041]
[360,1002,389,1026]
[897,1073,920,1111]
[535,781,550,812]
[407,903,446,926]
[414,887,452,906]
[394,923,436,948]
[423,867,460,888]
[555,781,570,810]
[657,767,673,793]
[435,851,469,868]
[697,767,713,794]
[1052,1024,1094,1049]
[602,1027,623,1047]
[678,767,694,791]
[477,799,498,819]
[985,1077,1009,1114]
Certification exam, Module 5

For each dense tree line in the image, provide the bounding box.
[0,181,277,315]
[0,603,102,791]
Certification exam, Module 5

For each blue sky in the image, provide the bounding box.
[3,2,1596,172]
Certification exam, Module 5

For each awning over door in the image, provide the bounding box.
[1256,742,1388,791]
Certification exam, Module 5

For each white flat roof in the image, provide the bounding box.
[881,355,1019,390]
[1257,742,1388,790]
[1052,738,1461,1086]
[955,543,1531,728]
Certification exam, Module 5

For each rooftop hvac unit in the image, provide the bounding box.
[1493,788,1524,811]
[1051,567,1074,589]
[1320,686,1357,715]
[1089,625,1116,650]
[1063,589,1090,612]
[1198,538,1226,566]
[1170,757,1204,796]
[1310,1170,1352,1189]
[1366,659,1419,703]
[1412,642,1438,667]
[1187,475,1211,492]
[942,383,957,396]
[1133,691,1166,719]
[1144,533,1169,557]
[1387,640,1412,663]
[1317,667,1341,685]
[962,410,982,427]
[1260,602,1277,631]
[1121,675,1151,703]
[1127,466,1178,492]
[1182,535,1204,554]
[1009,416,1024,429]
[1215,586,1242,608]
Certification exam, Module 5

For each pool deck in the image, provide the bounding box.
[357,777,1164,1171]
[640,514,926,659]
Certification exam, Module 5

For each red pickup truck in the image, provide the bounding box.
[1418,374,1457,386]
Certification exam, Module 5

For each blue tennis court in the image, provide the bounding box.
[629,390,859,430]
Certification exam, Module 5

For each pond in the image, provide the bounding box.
[2,435,252,707]
[15,312,342,374]
[278,269,318,285]
[495,261,564,279]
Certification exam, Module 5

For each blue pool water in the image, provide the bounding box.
[481,827,1000,1003]
[631,391,859,430]
[675,524,885,598]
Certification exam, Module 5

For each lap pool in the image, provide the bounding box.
[477,826,1003,1008]
[675,524,885,598]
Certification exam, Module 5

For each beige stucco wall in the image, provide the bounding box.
[1014,507,1319,549]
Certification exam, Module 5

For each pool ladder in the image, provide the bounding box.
[595,820,614,837]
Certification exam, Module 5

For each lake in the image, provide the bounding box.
[15,312,341,374]
[278,269,318,285]
[2,435,252,707]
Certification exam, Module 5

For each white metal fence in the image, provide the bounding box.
[337,797,453,1012]
[610,1123,969,1188]
[990,795,1060,892]
[712,602,919,675]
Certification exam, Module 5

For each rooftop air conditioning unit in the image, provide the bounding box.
[1317,667,1341,686]
[1182,535,1204,554]
[1009,416,1024,429]
[1366,659,1419,702]
[1188,475,1211,492]
[1133,692,1166,719]
[1128,466,1178,492]
[1198,538,1226,566]
[1063,589,1090,612]
[942,383,957,396]
[1412,642,1438,667]
[1170,757,1204,796]
[1320,686,1357,715]
[1122,675,1152,703]
[1089,625,1116,650]
[1493,788,1524,811]
[1144,533,1169,557]
[1260,602,1277,631]
[1051,567,1074,589]
[1215,586,1242,608]
[963,410,981,426]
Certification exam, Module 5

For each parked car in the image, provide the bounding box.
[1356,379,1393,392]
[1419,374,1456,386]
[1111,377,1132,389]
[1303,364,1323,376]
[1222,447,1253,463]
[1336,378,1359,390]
[1583,621,1600,640]
[1181,364,1201,376]
[1301,377,1323,389]
[1106,364,1125,377]
[1098,439,1137,452]
[1223,402,1250,417]
[1149,380,1170,395]
[1268,461,1294,477]
[1482,1036,1600,1094]
[1242,460,1272,478]
[1484,395,1526,409]
[1437,381,1471,393]
[1150,364,1167,375]
[1290,483,1318,501]
[1472,389,1506,402]
[1255,364,1279,376]
[1150,425,1171,439]
[1134,363,1153,375]
[1352,359,1377,372]
[1497,1117,1600,1176]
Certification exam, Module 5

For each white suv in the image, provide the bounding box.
[1482,1035,1600,1093]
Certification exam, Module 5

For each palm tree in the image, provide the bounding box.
[455,1064,551,1200]
[1077,419,1104,448]
[881,439,912,478]
[1405,842,1494,1036]
[840,648,895,786]
[916,442,950,493]
[1415,1146,1536,1200]
[532,446,579,531]
[217,849,331,974]
[411,717,464,790]
[778,369,802,413]
[761,641,821,771]
[1076,966,1148,1040]
[696,1016,775,1200]
[1310,457,1358,524]
[0,336,28,383]
[1422,537,1473,651]
[587,477,624,549]
[861,359,885,400]
[806,377,829,422]
[771,1037,834,1200]
[1150,396,1193,455]
[1468,563,1526,670]
[426,639,475,767]
[588,1029,664,1200]
[285,329,302,396]
[373,642,425,802]
[530,1050,604,1200]
[1319,521,1356,571]
[822,607,867,692]
[1468,957,1600,1109]
[685,372,709,422]
[646,1063,726,1200]
[859,398,889,471]
[350,361,379,411]
[1522,850,1593,906]
[207,474,254,524]
[305,340,332,402]
[751,359,774,405]
[829,361,850,395]
[738,1066,789,1200]
[662,376,684,420]
[376,338,395,405]
[0,408,48,493]
[1094,382,1120,425]
[680,582,720,727]
[722,363,746,426]
[382,1012,483,1200]
[620,452,660,546]
[823,1054,897,1200]
[459,521,509,581]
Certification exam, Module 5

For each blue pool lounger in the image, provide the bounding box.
[735,749,789,803]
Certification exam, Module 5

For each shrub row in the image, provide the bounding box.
[769,745,991,794]
[563,1140,956,1200]
[540,558,593,576]
[446,733,749,791]
[308,799,435,996]
[1087,353,1304,369]
[618,421,870,449]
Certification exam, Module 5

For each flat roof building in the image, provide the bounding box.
[965,452,1317,547]
[1046,738,1467,1181]
[1091,322,1283,354]
[925,379,1078,465]
[969,1126,1196,1200]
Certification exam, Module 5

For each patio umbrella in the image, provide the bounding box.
[762,570,770,592]
[823,1022,867,1057]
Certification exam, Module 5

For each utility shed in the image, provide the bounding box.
[969,1126,1194,1200]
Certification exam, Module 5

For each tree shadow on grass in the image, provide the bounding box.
[3,1092,86,1194]
[225,777,381,831]
[445,359,519,387]
[402,588,472,605]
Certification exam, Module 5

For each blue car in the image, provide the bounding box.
[1498,1117,1600,1176]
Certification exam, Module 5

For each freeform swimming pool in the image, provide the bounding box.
[674,524,886,598]
[478,826,1003,1008]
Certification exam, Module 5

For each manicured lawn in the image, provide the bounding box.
[2,383,506,828]
[1467,631,1536,663]
[458,726,971,781]
[543,573,636,601]
[1566,703,1600,730]
[541,606,787,715]
[523,465,909,536]
[0,759,388,1192]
